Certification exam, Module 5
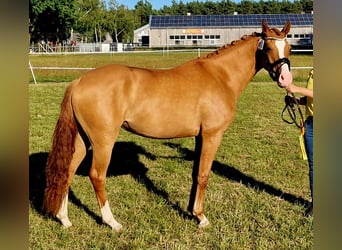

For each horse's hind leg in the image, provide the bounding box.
[89,136,123,232]
[56,133,87,228]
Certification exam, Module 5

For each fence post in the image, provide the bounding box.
[29,61,37,84]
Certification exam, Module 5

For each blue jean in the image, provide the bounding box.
[304,116,313,201]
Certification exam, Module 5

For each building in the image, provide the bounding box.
[134,13,313,48]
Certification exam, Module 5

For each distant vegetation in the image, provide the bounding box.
[29,0,313,44]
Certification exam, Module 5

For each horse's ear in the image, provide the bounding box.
[261,19,270,33]
[281,21,291,35]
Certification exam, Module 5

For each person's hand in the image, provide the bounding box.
[285,83,297,94]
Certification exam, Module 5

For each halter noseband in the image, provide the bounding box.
[257,37,291,81]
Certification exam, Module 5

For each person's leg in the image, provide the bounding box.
[304,116,313,201]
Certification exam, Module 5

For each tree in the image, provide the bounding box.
[218,0,238,15]
[135,0,153,26]
[187,1,203,15]
[279,0,293,14]
[106,0,135,43]
[107,0,121,43]
[239,0,254,14]
[267,0,282,13]
[29,0,78,43]
[291,0,305,13]
[75,0,107,43]
[299,0,313,13]
[203,1,220,15]
[177,0,188,15]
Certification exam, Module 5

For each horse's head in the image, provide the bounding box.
[258,20,292,87]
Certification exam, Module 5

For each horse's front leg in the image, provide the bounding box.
[191,131,223,228]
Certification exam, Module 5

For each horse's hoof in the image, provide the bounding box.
[57,216,73,228]
[104,219,123,233]
[61,223,72,229]
[198,215,210,228]
[112,224,123,233]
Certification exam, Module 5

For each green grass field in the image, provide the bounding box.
[29,52,313,249]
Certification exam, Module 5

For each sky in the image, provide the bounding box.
[109,0,240,10]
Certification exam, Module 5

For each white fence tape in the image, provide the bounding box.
[30,67,95,70]
[29,49,312,83]
[29,66,312,70]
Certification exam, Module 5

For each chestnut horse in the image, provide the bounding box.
[43,20,292,232]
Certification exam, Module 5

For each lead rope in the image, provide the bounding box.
[281,93,307,160]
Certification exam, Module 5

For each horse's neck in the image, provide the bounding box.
[212,37,260,93]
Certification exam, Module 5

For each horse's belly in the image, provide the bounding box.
[122,117,200,139]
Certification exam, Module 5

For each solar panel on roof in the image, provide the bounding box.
[149,14,312,28]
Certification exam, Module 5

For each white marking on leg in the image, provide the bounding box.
[101,201,123,232]
[56,193,72,228]
[198,215,210,228]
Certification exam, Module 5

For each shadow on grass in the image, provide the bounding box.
[29,140,309,226]
[163,142,310,207]
[29,141,194,225]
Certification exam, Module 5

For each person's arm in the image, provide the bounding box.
[285,83,313,99]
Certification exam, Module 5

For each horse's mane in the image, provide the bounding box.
[205,32,262,58]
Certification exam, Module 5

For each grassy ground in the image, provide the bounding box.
[29,52,313,249]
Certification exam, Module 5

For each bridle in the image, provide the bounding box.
[257,37,291,81]
[257,36,304,128]
[281,93,305,129]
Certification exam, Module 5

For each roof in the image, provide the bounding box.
[150,14,313,28]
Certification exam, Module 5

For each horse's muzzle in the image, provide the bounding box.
[266,57,292,87]
[277,63,293,88]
